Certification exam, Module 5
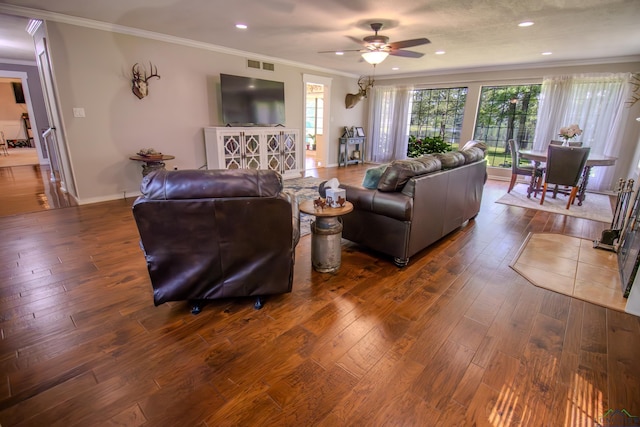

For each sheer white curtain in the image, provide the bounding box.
[533,73,632,191]
[366,85,413,163]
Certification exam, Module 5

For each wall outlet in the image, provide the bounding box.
[73,107,85,118]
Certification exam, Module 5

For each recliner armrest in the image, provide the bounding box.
[282,190,300,247]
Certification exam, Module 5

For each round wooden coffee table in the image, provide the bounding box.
[299,200,353,273]
[129,154,175,176]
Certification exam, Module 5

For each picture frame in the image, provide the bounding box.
[355,127,365,137]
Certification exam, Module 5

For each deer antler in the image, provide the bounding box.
[626,73,640,107]
[143,62,161,83]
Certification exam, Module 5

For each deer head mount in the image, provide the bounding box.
[131,62,160,99]
[345,75,374,109]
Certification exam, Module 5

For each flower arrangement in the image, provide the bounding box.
[558,124,583,143]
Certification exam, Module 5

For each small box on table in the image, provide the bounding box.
[325,188,346,208]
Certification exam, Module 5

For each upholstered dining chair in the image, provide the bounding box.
[550,140,583,147]
[508,139,543,193]
[539,145,590,209]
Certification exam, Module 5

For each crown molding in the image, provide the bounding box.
[0,58,37,66]
[0,4,357,79]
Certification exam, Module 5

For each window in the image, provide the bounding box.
[409,87,467,148]
[473,84,541,167]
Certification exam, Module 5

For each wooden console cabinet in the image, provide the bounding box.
[204,127,302,179]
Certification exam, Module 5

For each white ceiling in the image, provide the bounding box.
[0,0,639,77]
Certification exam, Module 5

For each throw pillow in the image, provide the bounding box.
[362,164,389,189]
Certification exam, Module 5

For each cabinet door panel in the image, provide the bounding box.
[222,134,242,169]
[243,133,262,169]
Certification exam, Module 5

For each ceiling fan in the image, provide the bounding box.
[320,23,431,65]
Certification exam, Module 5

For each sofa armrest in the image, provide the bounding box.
[341,184,413,222]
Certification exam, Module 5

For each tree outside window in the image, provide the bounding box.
[473,85,541,167]
[408,87,467,151]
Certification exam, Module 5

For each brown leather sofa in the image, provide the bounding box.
[340,142,487,267]
[132,168,300,313]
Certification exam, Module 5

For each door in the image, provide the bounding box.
[32,22,77,196]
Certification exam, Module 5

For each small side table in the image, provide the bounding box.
[338,137,365,167]
[129,154,175,176]
[299,200,353,273]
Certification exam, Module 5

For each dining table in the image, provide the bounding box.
[519,149,617,206]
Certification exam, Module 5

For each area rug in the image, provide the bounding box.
[496,188,613,224]
[510,232,632,314]
[283,176,325,237]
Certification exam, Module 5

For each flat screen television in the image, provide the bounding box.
[220,73,285,126]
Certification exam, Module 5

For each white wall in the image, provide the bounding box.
[0,80,28,140]
[43,22,365,203]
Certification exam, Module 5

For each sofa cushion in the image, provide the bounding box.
[433,151,466,169]
[362,164,389,189]
[459,146,485,164]
[461,140,488,152]
[377,156,442,192]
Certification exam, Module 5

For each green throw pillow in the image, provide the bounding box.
[362,164,389,189]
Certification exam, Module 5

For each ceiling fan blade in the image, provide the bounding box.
[347,35,367,46]
[388,38,431,49]
[389,50,424,58]
[318,49,362,54]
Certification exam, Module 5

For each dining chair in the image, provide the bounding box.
[539,145,590,209]
[508,139,543,193]
[0,131,8,156]
[550,140,583,147]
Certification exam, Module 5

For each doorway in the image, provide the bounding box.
[305,83,323,169]
[302,74,332,170]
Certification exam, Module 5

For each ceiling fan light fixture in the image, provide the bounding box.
[362,51,389,65]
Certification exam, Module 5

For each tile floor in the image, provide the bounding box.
[511,232,627,312]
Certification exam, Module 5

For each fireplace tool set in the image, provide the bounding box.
[594,178,637,252]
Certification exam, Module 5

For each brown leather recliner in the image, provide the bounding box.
[132,168,300,313]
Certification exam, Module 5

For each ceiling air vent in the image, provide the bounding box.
[247,59,261,69]
[262,62,275,71]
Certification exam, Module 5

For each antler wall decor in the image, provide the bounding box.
[626,73,640,108]
[345,75,374,109]
[131,62,161,99]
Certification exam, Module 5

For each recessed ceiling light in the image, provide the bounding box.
[435,50,446,55]
[335,51,344,56]
[542,51,553,55]
[235,24,248,29]
[392,67,400,70]
[518,21,534,27]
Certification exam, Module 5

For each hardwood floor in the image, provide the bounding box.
[0,164,76,216]
[1,164,639,426]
